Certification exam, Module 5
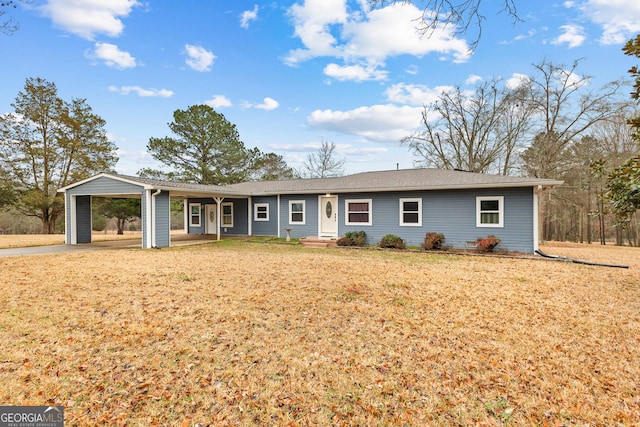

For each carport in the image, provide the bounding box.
[58,173,246,249]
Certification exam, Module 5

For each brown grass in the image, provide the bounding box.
[0,231,148,248]
[0,240,639,426]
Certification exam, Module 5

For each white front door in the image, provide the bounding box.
[205,204,217,235]
[319,196,338,237]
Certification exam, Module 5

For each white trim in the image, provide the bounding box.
[277,194,281,237]
[254,202,269,221]
[221,202,234,228]
[289,200,305,225]
[188,203,202,227]
[533,189,539,251]
[476,196,504,228]
[69,194,77,245]
[183,201,188,233]
[345,198,372,226]
[248,196,253,235]
[144,189,153,248]
[57,172,153,192]
[318,195,338,238]
[399,198,422,226]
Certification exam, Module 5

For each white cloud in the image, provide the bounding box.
[240,5,259,29]
[385,83,453,106]
[580,0,640,45]
[323,63,388,82]
[108,85,174,97]
[243,97,280,110]
[88,42,136,69]
[184,44,216,72]
[285,1,470,73]
[506,73,530,90]
[465,74,483,85]
[205,95,232,108]
[552,24,586,48]
[39,0,139,39]
[307,104,423,143]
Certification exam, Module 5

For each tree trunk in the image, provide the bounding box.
[117,218,126,235]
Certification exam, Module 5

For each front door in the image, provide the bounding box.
[319,196,338,237]
[205,204,217,235]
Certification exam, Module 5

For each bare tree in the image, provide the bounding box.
[369,0,522,50]
[301,140,345,178]
[403,79,534,174]
[523,58,627,178]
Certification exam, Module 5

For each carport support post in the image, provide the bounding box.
[214,196,224,241]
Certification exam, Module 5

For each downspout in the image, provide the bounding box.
[151,189,161,248]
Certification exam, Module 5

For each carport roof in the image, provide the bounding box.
[58,173,249,197]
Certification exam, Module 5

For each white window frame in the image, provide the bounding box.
[289,200,305,225]
[345,199,372,226]
[189,203,201,227]
[476,196,504,228]
[399,198,422,226]
[221,202,234,227]
[254,203,269,221]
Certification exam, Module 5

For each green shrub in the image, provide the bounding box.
[379,234,406,249]
[422,232,445,250]
[475,235,501,252]
[337,230,366,246]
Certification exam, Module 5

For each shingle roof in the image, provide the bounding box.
[60,169,563,197]
[226,168,563,195]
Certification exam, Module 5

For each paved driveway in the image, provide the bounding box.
[0,235,219,258]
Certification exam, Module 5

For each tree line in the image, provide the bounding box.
[0,38,639,241]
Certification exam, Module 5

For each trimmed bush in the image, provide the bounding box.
[475,235,501,252]
[337,230,366,246]
[379,234,406,249]
[422,232,445,250]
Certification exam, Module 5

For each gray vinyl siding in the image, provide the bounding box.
[75,195,92,243]
[187,198,208,234]
[279,194,319,239]
[251,196,278,236]
[338,187,534,253]
[154,191,170,247]
[64,176,145,196]
[221,198,249,236]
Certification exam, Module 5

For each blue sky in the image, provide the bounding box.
[1,0,639,176]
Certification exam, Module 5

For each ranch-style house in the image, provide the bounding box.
[58,168,562,253]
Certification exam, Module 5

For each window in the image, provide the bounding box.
[476,196,504,227]
[289,200,305,224]
[221,202,234,227]
[189,203,201,227]
[254,203,269,221]
[400,198,422,226]
[345,199,372,225]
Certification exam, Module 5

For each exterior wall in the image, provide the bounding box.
[186,198,210,234]
[250,196,278,236]
[75,195,92,243]
[187,187,535,253]
[64,176,145,196]
[337,187,535,253]
[186,197,250,236]
[221,198,248,236]
[154,191,171,247]
[278,194,319,239]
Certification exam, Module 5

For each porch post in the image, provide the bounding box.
[214,196,224,241]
